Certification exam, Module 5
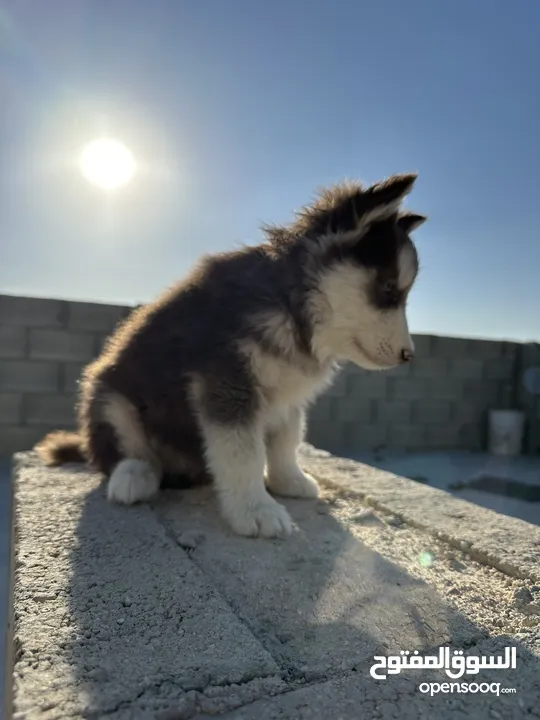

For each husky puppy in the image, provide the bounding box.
[36,172,426,538]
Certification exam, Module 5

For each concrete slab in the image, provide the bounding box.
[155,488,476,679]
[6,447,540,719]
[9,454,276,719]
[300,446,540,583]
[199,635,540,720]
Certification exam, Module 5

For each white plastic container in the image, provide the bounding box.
[488,409,525,456]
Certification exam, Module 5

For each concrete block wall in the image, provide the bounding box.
[0,295,131,456]
[307,335,528,455]
[516,342,540,455]
[0,293,538,457]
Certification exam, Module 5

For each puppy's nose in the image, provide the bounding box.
[401,348,414,363]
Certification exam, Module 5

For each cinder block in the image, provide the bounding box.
[453,402,481,424]
[449,359,484,380]
[124,303,144,318]
[325,370,348,398]
[411,357,447,378]
[414,400,452,424]
[0,294,66,327]
[306,421,346,453]
[461,380,499,406]
[501,341,521,358]
[309,396,333,423]
[63,363,87,393]
[425,424,461,449]
[467,339,504,360]
[95,334,111,354]
[29,329,95,362]
[0,361,60,392]
[23,394,76,427]
[388,424,426,450]
[497,381,516,408]
[375,400,412,424]
[458,421,484,450]
[520,342,540,363]
[431,336,470,359]
[426,378,464,400]
[385,363,411,379]
[0,393,23,424]
[344,422,388,451]
[411,334,434,357]
[347,373,389,399]
[483,357,515,381]
[0,325,27,358]
[332,397,373,423]
[342,361,360,377]
[0,425,50,455]
[68,301,127,332]
[389,377,428,400]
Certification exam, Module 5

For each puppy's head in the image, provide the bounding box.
[270,173,426,369]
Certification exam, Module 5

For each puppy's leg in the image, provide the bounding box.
[102,392,160,505]
[107,458,160,504]
[266,407,319,498]
[201,419,292,538]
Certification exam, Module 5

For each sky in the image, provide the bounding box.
[0,0,539,341]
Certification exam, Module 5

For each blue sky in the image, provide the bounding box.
[0,0,539,341]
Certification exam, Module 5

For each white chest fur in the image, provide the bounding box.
[242,340,336,426]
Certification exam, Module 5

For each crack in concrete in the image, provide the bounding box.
[90,672,307,720]
[157,517,289,671]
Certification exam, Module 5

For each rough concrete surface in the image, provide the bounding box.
[301,446,540,583]
[1,458,12,720]
[7,446,540,719]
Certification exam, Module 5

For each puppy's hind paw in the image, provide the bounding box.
[107,459,160,505]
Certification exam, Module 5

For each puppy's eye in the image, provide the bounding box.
[382,281,398,295]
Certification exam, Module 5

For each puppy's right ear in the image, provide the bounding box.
[397,212,427,233]
[321,173,419,236]
[358,173,418,225]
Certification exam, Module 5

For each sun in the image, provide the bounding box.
[79,138,136,191]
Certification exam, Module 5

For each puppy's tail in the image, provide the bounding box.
[35,430,87,466]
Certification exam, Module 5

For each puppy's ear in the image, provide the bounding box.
[397,212,427,233]
[359,173,418,225]
[323,173,419,235]
[291,173,420,242]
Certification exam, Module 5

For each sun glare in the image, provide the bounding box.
[79,138,136,191]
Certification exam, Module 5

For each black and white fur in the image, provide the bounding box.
[36,172,426,538]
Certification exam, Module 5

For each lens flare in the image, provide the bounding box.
[419,551,435,567]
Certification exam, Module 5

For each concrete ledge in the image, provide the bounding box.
[7,449,540,719]
[299,446,540,583]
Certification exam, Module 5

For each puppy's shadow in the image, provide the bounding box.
[63,468,537,717]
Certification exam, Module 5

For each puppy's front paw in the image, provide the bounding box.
[222,493,293,538]
[266,466,319,499]
[107,459,160,505]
